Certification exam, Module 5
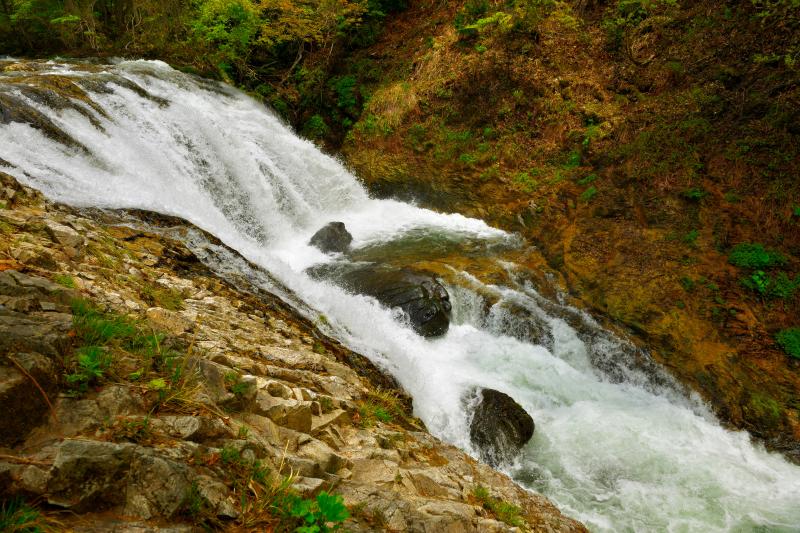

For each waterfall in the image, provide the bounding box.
[2,59,799,532]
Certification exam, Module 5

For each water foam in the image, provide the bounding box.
[2,60,799,532]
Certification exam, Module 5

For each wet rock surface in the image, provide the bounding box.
[309,221,353,254]
[469,388,535,467]
[0,172,585,532]
[315,264,452,337]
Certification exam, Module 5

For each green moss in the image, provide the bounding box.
[728,243,787,269]
[749,393,782,426]
[776,328,800,359]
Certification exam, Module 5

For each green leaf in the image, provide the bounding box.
[316,491,350,523]
[289,497,313,519]
[147,378,168,391]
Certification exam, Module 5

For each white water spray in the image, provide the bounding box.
[2,60,799,532]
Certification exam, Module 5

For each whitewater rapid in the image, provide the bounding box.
[1,59,799,532]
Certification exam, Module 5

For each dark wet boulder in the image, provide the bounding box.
[468,388,534,467]
[309,222,353,254]
[310,265,451,337]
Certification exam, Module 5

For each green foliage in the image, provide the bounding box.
[71,299,138,347]
[54,274,76,288]
[683,229,700,246]
[0,498,47,533]
[140,284,184,311]
[741,270,799,300]
[728,243,787,269]
[577,173,598,186]
[303,115,330,139]
[580,186,598,202]
[289,491,350,532]
[330,75,359,114]
[66,345,112,391]
[602,0,679,50]
[775,327,800,359]
[472,485,526,528]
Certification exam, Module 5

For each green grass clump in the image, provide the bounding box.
[0,498,49,532]
[728,243,787,269]
[357,389,410,428]
[141,284,184,311]
[776,328,800,359]
[54,274,76,288]
[472,485,526,528]
[68,299,185,397]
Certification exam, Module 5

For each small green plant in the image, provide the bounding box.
[141,284,184,311]
[54,274,76,288]
[288,491,349,532]
[577,173,598,186]
[472,485,525,528]
[580,186,598,202]
[728,243,787,269]
[776,328,800,359]
[793,205,800,218]
[0,498,49,532]
[66,346,112,391]
[683,229,700,246]
[357,389,408,428]
[680,277,696,291]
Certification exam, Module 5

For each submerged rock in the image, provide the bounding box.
[335,266,452,337]
[468,388,534,467]
[309,222,353,254]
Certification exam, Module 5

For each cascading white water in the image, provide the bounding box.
[2,59,799,532]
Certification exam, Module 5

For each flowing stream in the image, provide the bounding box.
[2,59,799,532]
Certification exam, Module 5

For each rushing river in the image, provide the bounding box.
[1,59,799,532]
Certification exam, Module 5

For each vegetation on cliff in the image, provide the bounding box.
[1,0,799,464]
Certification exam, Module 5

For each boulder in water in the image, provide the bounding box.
[309,222,353,254]
[468,388,534,466]
[333,266,451,337]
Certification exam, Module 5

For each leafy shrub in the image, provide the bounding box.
[776,328,800,359]
[728,243,787,269]
[303,115,330,139]
[741,271,799,300]
[288,491,350,532]
[330,75,359,114]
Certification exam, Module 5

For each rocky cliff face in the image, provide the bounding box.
[0,173,585,531]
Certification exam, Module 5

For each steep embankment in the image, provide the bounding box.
[0,173,585,531]
[318,0,800,459]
